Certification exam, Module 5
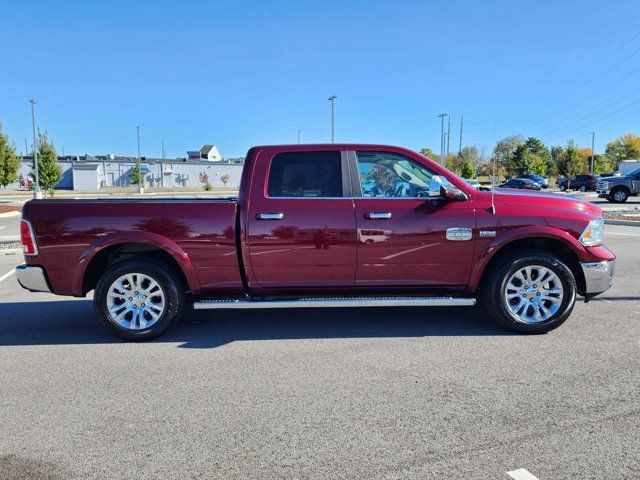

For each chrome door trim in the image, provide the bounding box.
[256,213,284,220]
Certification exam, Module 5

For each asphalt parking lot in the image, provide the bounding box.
[0,225,639,479]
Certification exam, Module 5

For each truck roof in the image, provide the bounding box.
[248,144,432,162]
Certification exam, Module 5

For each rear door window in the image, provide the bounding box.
[268,151,343,197]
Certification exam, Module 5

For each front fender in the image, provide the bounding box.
[468,226,589,291]
[71,231,199,296]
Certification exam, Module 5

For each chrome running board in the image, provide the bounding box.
[193,296,476,310]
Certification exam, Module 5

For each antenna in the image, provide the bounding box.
[489,119,497,215]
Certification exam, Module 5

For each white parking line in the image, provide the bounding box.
[0,269,16,283]
[0,226,6,230]
[507,468,540,480]
[606,231,640,237]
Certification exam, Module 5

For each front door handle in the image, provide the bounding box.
[364,212,392,220]
[256,212,284,221]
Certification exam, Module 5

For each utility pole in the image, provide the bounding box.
[161,141,165,188]
[437,113,447,167]
[297,129,301,144]
[458,115,463,154]
[29,99,42,199]
[328,95,337,143]
[446,116,451,157]
[136,126,143,194]
[589,132,595,174]
[24,138,29,157]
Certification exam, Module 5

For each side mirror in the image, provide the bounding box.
[428,175,468,201]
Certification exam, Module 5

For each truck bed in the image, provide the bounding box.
[22,198,243,296]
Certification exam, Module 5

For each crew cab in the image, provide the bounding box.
[16,144,616,340]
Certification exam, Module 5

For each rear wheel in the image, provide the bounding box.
[482,250,576,334]
[93,259,185,341]
[579,185,587,192]
[559,184,567,191]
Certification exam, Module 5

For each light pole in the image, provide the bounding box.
[458,115,463,154]
[328,95,337,143]
[29,100,42,199]
[136,126,143,194]
[161,141,165,188]
[446,115,451,157]
[297,129,301,144]
[437,113,447,167]
[589,132,595,174]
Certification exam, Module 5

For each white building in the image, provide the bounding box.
[187,145,223,162]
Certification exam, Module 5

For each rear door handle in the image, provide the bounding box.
[256,213,284,221]
[364,212,392,220]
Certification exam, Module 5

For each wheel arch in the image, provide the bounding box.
[73,233,198,296]
[470,229,587,295]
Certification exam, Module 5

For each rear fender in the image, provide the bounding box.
[71,231,199,296]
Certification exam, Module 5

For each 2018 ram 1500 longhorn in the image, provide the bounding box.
[16,144,616,340]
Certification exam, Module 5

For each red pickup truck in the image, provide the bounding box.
[16,144,615,340]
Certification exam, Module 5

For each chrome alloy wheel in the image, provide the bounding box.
[504,265,564,324]
[613,190,627,202]
[106,273,166,330]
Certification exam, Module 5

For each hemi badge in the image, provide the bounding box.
[479,230,497,238]
[446,227,472,241]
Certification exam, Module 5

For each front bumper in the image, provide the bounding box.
[15,265,51,293]
[580,260,615,294]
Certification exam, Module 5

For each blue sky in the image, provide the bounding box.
[1,0,639,159]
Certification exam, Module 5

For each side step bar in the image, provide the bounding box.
[193,296,476,310]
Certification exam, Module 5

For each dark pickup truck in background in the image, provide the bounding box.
[597,167,640,202]
[17,144,615,340]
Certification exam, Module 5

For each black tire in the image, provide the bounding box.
[481,250,577,334]
[93,259,185,341]
[610,187,629,203]
[559,184,567,192]
[579,185,587,192]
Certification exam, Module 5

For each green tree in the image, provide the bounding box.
[445,155,461,174]
[494,135,524,177]
[556,140,584,178]
[419,147,439,163]
[511,137,552,176]
[460,158,476,179]
[129,166,143,186]
[605,133,640,166]
[593,154,615,175]
[30,130,62,197]
[0,128,21,188]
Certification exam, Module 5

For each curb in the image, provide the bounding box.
[604,219,640,227]
[0,211,21,218]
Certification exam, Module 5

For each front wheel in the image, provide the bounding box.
[611,187,629,203]
[580,185,587,192]
[559,184,567,191]
[93,259,185,341]
[482,250,577,334]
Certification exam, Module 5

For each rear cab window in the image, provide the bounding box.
[267,151,344,197]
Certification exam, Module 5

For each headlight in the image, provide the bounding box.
[579,218,604,246]
[601,181,609,189]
